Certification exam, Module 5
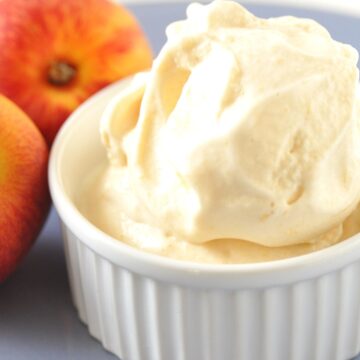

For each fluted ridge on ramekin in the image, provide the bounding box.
[61,224,360,360]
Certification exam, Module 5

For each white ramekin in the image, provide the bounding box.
[49,78,360,360]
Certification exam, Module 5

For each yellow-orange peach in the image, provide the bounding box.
[0,95,50,282]
[0,0,153,145]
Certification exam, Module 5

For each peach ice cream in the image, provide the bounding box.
[79,1,360,263]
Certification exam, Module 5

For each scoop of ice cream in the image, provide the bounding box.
[101,0,360,247]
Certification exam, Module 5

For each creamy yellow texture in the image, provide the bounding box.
[78,164,360,263]
[78,1,360,263]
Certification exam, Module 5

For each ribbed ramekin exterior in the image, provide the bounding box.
[61,223,360,360]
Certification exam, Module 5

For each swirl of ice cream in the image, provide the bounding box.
[101,0,360,248]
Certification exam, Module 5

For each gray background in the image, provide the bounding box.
[1,3,360,359]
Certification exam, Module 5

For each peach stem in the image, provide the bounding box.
[47,61,77,86]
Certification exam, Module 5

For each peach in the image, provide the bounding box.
[0,0,153,145]
[0,95,50,282]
